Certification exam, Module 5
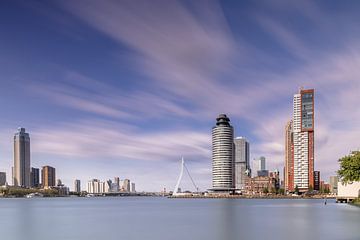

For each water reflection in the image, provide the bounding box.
[0,198,359,240]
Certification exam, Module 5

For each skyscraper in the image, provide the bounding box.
[286,88,315,192]
[123,179,131,192]
[212,114,234,191]
[41,166,56,188]
[74,179,81,193]
[13,128,31,187]
[284,120,294,192]
[30,167,40,188]
[0,172,6,186]
[252,156,268,177]
[234,137,250,190]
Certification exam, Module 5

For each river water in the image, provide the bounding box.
[0,197,358,240]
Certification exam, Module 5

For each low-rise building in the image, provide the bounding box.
[337,181,360,202]
[245,176,278,194]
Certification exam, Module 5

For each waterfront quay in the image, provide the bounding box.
[169,194,335,199]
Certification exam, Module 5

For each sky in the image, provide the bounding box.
[0,0,359,192]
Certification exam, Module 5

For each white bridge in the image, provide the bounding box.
[172,157,199,196]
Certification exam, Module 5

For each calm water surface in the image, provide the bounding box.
[0,197,359,240]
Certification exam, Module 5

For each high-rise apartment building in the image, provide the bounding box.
[30,167,40,188]
[234,137,250,190]
[13,128,31,187]
[87,179,100,194]
[314,171,320,191]
[41,166,56,188]
[212,114,234,191]
[113,177,120,192]
[285,89,315,192]
[123,179,131,192]
[0,172,6,186]
[284,121,294,192]
[74,179,81,193]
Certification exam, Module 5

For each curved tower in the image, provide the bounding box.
[212,114,234,191]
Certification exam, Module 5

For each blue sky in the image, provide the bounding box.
[0,0,359,191]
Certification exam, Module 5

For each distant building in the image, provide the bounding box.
[329,176,339,194]
[30,168,40,188]
[87,179,101,194]
[234,137,250,191]
[74,179,81,193]
[114,177,120,192]
[314,171,320,191]
[212,114,234,192]
[0,172,6,186]
[253,157,266,177]
[257,170,269,177]
[131,182,136,192]
[57,179,62,187]
[320,181,329,192]
[284,120,294,192]
[13,128,31,187]
[123,179,130,192]
[104,180,112,193]
[41,166,56,188]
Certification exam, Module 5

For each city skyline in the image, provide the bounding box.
[1,1,360,191]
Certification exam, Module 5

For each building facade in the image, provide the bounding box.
[123,179,131,192]
[329,176,339,194]
[234,137,250,190]
[314,171,320,191]
[87,179,100,194]
[0,172,6,186]
[30,167,40,188]
[74,179,81,193]
[212,114,234,191]
[245,176,278,194]
[253,156,266,177]
[41,166,56,188]
[13,128,31,187]
[131,182,136,192]
[285,89,315,192]
[284,120,294,192]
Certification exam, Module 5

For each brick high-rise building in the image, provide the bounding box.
[285,88,315,192]
[41,166,56,188]
[284,120,294,192]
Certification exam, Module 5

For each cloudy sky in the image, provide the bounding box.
[0,0,359,191]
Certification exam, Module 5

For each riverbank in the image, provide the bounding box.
[169,194,335,199]
[350,198,360,207]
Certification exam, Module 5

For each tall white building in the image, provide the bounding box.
[212,114,234,191]
[291,89,315,191]
[123,179,130,192]
[87,179,101,194]
[234,137,250,190]
[13,128,31,187]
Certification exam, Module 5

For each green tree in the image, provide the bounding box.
[278,188,285,195]
[295,185,299,195]
[263,188,269,194]
[338,151,360,184]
